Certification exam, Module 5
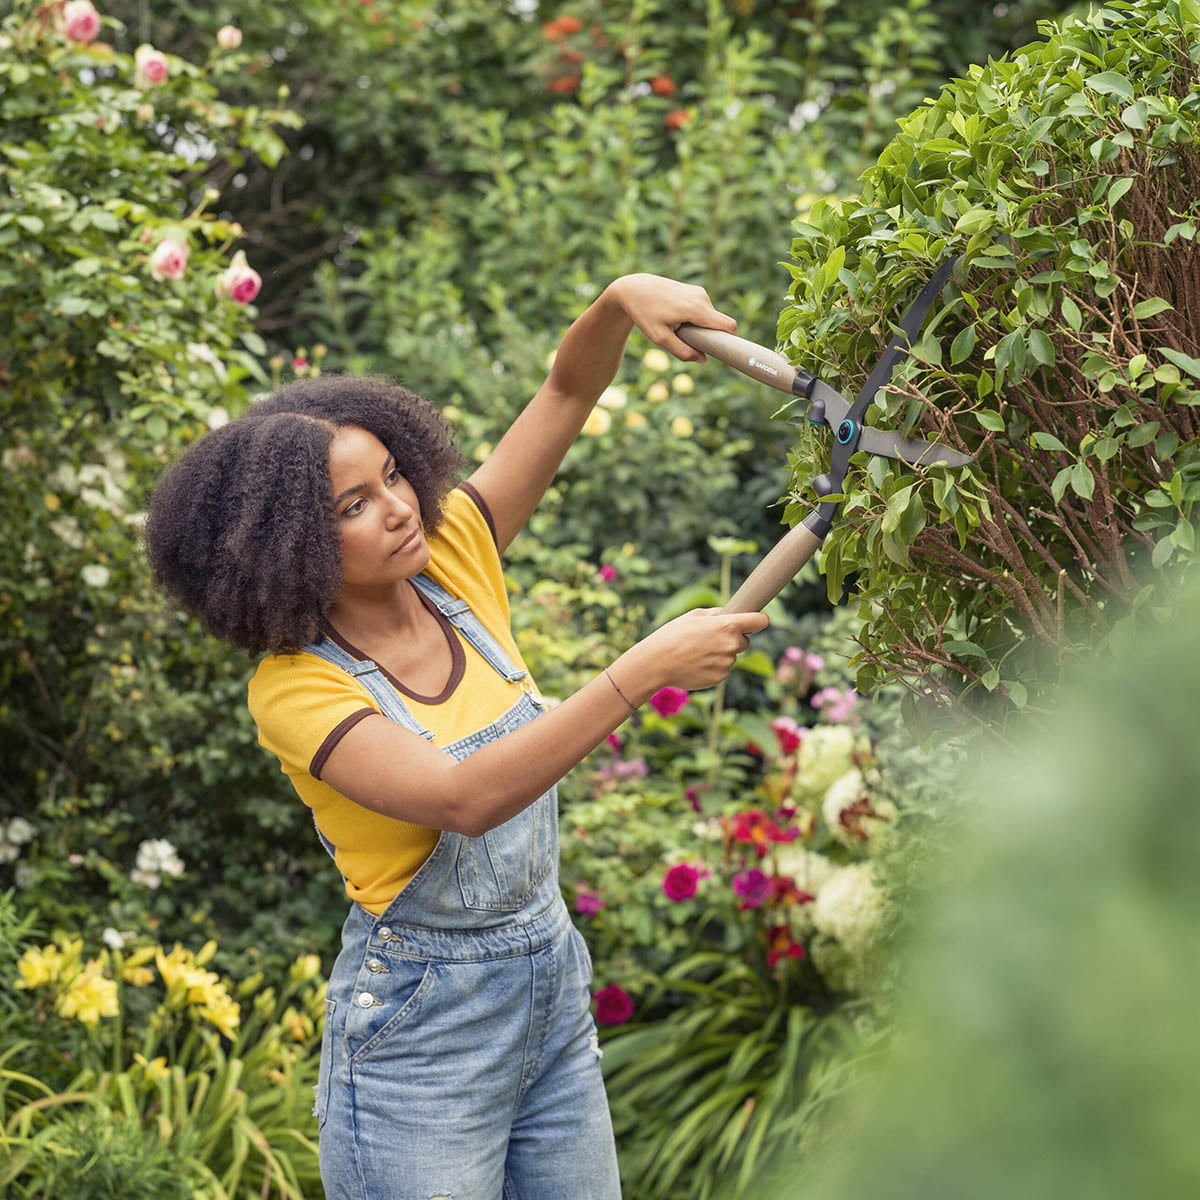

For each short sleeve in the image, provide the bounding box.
[248,653,380,781]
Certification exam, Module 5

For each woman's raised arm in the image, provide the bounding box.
[465,274,738,553]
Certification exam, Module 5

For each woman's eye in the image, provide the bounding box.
[343,499,365,518]
[385,468,401,485]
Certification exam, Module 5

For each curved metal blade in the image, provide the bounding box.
[856,425,974,468]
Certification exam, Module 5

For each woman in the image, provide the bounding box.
[145,273,769,1199]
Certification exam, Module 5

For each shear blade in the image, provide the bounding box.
[857,426,974,469]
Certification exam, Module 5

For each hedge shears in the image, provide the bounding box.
[677,257,974,613]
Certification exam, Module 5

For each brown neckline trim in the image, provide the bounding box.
[457,480,499,548]
[321,584,466,705]
[310,708,376,780]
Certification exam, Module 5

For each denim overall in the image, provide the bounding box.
[304,574,621,1200]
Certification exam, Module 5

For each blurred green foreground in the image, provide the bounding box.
[762,572,1200,1198]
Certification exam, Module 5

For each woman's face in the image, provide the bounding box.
[328,425,431,588]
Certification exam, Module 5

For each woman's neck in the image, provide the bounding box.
[326,578,426,645]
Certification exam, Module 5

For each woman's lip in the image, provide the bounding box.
[392,529,421,555]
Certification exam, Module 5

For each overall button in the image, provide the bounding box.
[366,959,388,975]
[356,992,379,1009]
[377,926,392,941]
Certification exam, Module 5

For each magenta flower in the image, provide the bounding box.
[575,884,605,916]
[662,863,700,902]
[598,564,619,584]
[732,868,772,909]
[594,984,634,1026]
[606,732,622,752]
[649,686,689,717]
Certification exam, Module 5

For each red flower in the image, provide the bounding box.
[548,75,580,94]
[769,715,805,754]
[727,809,800,857]
[650,74,676,96]
[594,984,634,1026]
[766,925,807,968]
[769,875,815,907]
[732,868,772,909]
[558,15,583,34]
[662,863,700,902]
[664,109,690,131]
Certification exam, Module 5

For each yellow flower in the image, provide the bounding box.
[441,405,461,422]
[56,962,119,1028]
[672,373,694,395]
[289,954,322,985]
[642,348,671,373]
[122,965,155,987]
[646,381,669,403]
[134,1053,169,1081]
[472,441,493,463]
[197,991,241,1040]
[671,416,695,438]
[282,1006,314,1043]
[625,411,647,429]
[582,409,612,437]
[15,944,66,989]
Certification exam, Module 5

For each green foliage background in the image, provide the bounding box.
[5,0,1156,1196]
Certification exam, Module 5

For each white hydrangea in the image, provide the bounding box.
[772,845,838,895]
[811,862,885,955]
[50,516,85,549]
[131,838,185,888]
[792,725,859,803]
[822,770,898,848]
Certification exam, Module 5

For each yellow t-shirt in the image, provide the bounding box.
[247,484,534,914]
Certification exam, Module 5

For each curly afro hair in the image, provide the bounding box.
[145,375,466,655]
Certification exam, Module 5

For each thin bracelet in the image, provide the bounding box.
[604,668,639,714]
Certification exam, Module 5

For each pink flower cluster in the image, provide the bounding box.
[146,240,261,305]
[811,686,859,723]
[775,645,824,686]
[574,883,604,916]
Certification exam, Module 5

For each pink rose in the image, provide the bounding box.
[215,250,262,304]
[811,686,859,724]
[649,686,689,717]
[732,868,772,909]
[597,564,618,584]
[662,863,700,902]
[216,24,242,50]
[135,44,170,88]
[148,238,188,279]
[59,1,101,43]
[593,984,634,1026]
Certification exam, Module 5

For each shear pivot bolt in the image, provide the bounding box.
[836,419,856,445]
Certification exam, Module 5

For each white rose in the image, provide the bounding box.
[597,386,627,410]
[81,564,111,588]
[5,817,38,845]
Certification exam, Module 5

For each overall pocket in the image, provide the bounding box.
[345,954,437,1064]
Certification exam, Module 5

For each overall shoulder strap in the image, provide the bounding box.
[302,637,435,741]
[410,574,529,686]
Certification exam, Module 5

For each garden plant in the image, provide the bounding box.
[0,0,1143,1196]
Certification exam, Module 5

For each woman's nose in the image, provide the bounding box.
[385,490,415,524]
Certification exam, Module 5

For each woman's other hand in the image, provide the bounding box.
[608,273,738,364]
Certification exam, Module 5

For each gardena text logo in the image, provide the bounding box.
[748,356,779,377]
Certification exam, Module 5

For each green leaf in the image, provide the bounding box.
[1070,462,1095,500]
[16,215,44,235]
[1120,101,1147,130]
[1051,467,1073,504]
[882,486,913,535]
[1004,680,1028,709]
[59,296,89,315]
[1085,72,1134,101]
[241,330,268,356]
[735,651,774,678]
[976,410,1005,432]
[1133,298,1173,319]
[1028,330,1055,367]
[1031,432,1068,452]
[1061,295,1082,331]
[1107,177,1133,207]
[950,324,977,365]
[1158,348,1200,381]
